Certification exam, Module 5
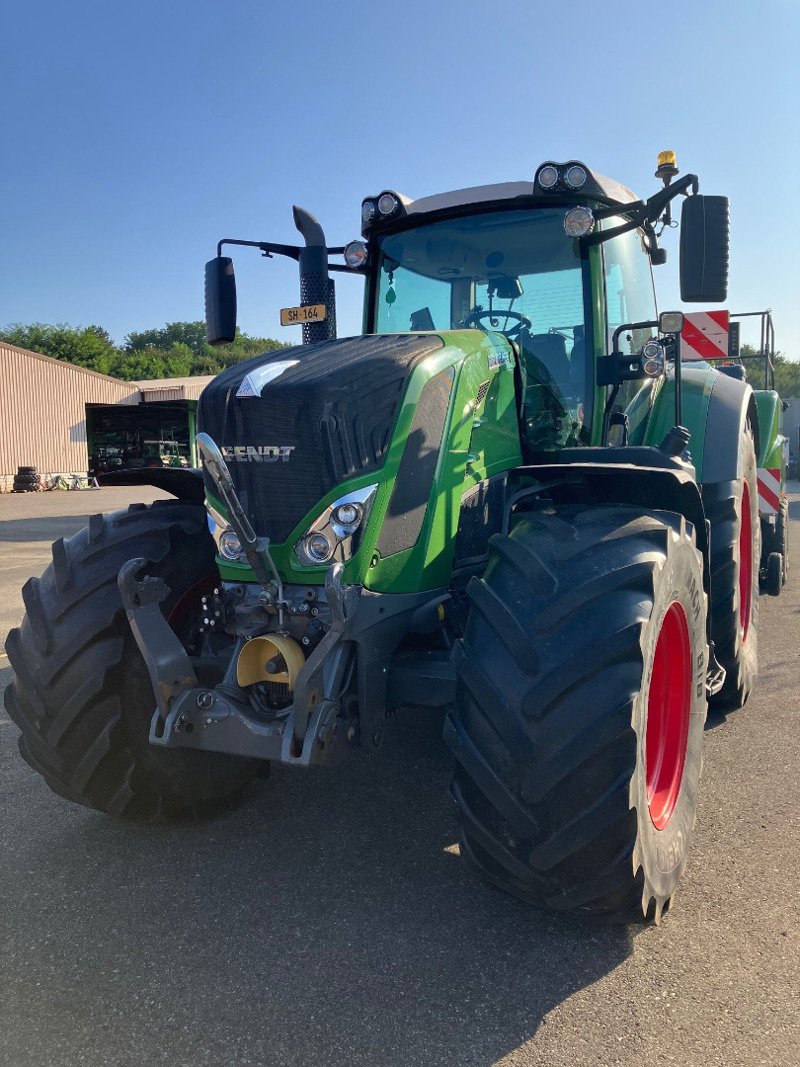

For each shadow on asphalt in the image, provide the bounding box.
[1,489,637,1064]
[3,704,634,1066]
[0,513,101,543]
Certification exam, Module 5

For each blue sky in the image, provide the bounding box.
[2,0,798,355]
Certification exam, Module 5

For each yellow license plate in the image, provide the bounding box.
[280,303,327,326]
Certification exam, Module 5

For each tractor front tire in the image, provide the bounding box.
[446,505,707,921]
[703,425,760,711]
[5,499,260,819]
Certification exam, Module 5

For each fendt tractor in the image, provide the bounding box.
[6,153,790,923]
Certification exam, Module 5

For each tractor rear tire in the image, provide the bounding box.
[703,426,760,712]
[762,493,789,587]
[446,505,707,921]
[778,494,790,584]
[763,552,783,597]
[4,499,260,819]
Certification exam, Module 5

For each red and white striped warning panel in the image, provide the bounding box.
[757,467,781,516]
[680,310,730,361]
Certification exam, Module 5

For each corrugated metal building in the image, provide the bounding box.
[0,343,139,487]
[0,344,216,488]
[136,376,215,403]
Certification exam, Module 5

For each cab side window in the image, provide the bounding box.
[602,227,658,443]
[603,226,657,349]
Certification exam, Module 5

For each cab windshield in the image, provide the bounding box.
[373,208,592,447]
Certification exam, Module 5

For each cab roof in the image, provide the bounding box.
[361,165,640,237]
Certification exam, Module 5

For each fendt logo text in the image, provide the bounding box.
[221,445,295,463]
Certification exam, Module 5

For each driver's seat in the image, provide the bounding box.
[524,333,572,397]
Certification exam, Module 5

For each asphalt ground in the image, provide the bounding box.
[1,485,798,1067]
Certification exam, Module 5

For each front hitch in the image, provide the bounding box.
[121,547,453,768]
[119,551,357,767]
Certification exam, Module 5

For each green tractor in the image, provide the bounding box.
[5,153,786,922]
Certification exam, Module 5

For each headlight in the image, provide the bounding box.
[563,205,595,238]
[536,163,559,190]
[299,532,335,565]
[219,527,243,561]
[295,484,378,567]
[563,164,587,190]
[207,502,244,561]
[332,502,362,531]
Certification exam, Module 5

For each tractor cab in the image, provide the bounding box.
[366,203,592,450]
[205,155,729,460]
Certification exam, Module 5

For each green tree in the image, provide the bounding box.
[0,322,118,375]
[774,354,800,398]
[109,342,195,381]
[125,321,209,355]
[1,320,287,381]
[740,343,800,397]
[121,321,287,378]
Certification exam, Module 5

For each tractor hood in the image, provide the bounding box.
[197,334,444,543]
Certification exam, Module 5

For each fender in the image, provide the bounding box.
[700,372,759,483]
[515,450,710,593]
[645,365,760,484]
[514,451,725,687]
[98,467,206,504]
[753,389,787,476]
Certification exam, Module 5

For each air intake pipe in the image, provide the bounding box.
[293,206,337,344]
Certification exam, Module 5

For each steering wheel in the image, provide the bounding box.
[463,308,533,339]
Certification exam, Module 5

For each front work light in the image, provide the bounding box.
[361,200,376,224]
[641,339,665,377]
[344,240,368,269]
[563,164,587,190]
[659,311,684,334]
[536,164,559,190]
[377,192,400,216]
[563,206,595,238]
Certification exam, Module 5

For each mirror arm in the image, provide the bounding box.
[216,237,349,264]
[217,237,302,260]
[585,174,699,247]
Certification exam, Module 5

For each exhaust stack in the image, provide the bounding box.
[293,205,337,344]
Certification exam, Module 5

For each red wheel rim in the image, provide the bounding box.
[646,602,692,831]
[739,481,753,645]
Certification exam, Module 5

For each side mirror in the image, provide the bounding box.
[679,195,729,302]
[205,256,237,345]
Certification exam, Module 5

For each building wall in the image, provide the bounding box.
[136,376,215,403]
[0,343,139,485]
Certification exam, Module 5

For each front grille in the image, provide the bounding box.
[197,334,443,542]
